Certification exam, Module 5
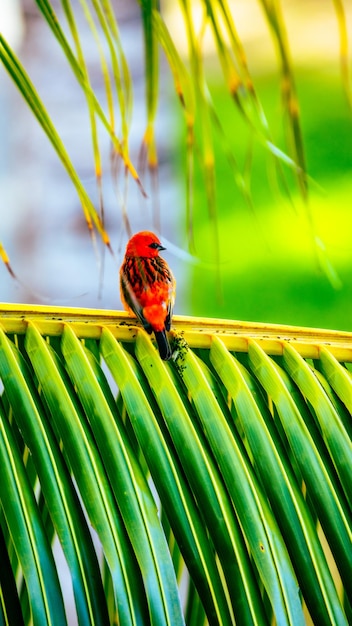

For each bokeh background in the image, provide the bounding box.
[1,0,352,331]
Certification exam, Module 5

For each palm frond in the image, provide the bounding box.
[0,304,351,625]
[1,1,349,286]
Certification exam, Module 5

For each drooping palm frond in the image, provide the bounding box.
[0,304,351,625]
[1,1,350,284]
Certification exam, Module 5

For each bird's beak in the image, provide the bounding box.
[158,244,166,251]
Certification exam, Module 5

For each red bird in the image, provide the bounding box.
[120,231,175,360]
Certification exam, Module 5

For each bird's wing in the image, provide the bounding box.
[120,271,152,331]
[165,276,176,331]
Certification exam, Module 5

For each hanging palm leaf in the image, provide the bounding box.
[2,1,350,287]
[0,304,351,625]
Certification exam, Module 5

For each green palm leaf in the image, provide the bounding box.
[0,402,67,626]
[61,325,185,626]
[0,328,110,626]
[0,304,351,625]
[25,323,147,626]
[211,337,347,625]
[100,329,235,626]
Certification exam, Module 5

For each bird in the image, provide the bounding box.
[119,231,176,360]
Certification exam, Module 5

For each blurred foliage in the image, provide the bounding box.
[187,64,352,330]
[1,1,352,327]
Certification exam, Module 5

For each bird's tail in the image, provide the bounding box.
[155,330,172,361]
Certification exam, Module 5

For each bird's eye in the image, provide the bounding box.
[149,242,160,249]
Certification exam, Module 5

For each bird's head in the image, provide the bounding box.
[125,231,166,258]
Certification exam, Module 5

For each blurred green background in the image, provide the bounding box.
[185,64,352,331]
[2,1,352,334]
